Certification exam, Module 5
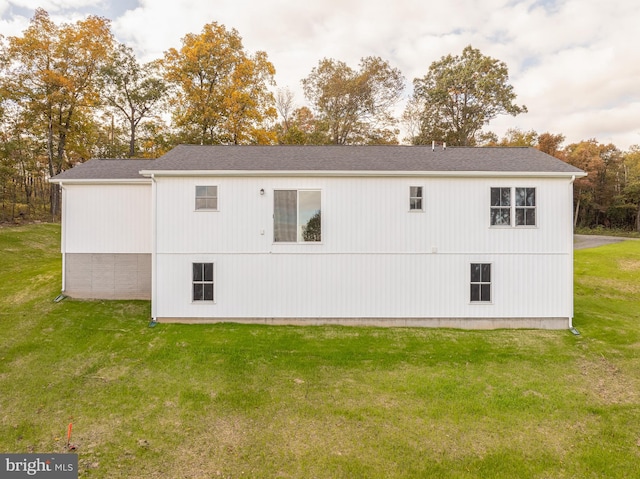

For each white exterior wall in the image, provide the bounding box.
[153,175,574,324]
[63,183,151,253]
[60,183,152,299]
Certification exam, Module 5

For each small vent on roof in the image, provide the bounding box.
[431,141,446,151]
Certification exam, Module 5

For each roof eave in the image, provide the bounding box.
[49,178,152,185]
[140,169,587,178]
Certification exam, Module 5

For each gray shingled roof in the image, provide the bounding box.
[51,145,585,181]
[50,159,156,181]
[144,145,585,174]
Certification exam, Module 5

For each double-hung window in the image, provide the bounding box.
[515,187,536,226]
[195,186,218,211]
[490,187,511,226]
[490,187,536,227]
[410,186,423,211]
[274,190,321,242]
[193,262,214,301]
[470,263,491,303]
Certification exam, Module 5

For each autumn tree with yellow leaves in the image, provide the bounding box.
[162,22,277,145]
[1,8,114,216]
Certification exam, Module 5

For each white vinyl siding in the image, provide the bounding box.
[63,183,151,253]
[154,177,569,254]
[60,183,152,300]
[155,254,570,320]
[153,176,573,322]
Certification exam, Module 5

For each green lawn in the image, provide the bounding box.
[1,224,639,478]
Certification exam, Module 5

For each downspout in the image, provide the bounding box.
[569,175,576,330]
[151,174,157,322]
[60,182,66,294]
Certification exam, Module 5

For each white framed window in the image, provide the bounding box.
[410,186,423,211]
[490,187,536,227]
[195,185,218,211]
[274,189,321,242]
[470,263,491,303]
[192,262,214,301]
[515,187,536,226]
[490,187,511,226]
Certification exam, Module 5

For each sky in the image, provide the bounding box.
[1,0,639,150]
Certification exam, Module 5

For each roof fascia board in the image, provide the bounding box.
[140,169,587,179]
[50,178,152,185]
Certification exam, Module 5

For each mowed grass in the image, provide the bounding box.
[1,224,639,478]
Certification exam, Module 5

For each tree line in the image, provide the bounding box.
[1,8,638,232]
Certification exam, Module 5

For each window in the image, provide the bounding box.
[410,186,423,211]
[193,262,214,301]
[470,263,491,302]
[195,186,218,210]
[490,187,511,226]
[515,187,536,226]
[490,187,537,227]
[274,190,321,242]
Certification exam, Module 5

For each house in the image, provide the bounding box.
[50,145,586,329]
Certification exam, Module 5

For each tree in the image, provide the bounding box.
[1,8,113,216]
[497,128,538,147]
[302,210,321,242]
[537,132,565,158]
[302,56,404,145]
[275,87,295,133]
[407,45,527,146]
[563,140,622,227]
[401,95,424,144]
[162,22,277,145]
[100,43,167,157]
[617,146,640,232]
[275,105,329,145]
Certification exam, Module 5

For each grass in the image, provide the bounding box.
[574,225,640,238]
[1,223,639,478]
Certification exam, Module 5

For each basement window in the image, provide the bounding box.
[193,262,214,301]
[470,263,491,303]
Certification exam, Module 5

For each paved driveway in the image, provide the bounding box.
[574,234,632,249]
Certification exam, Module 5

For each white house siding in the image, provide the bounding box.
[64,184,151,253]
[62,183,152,299]
[153,175,574,328]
